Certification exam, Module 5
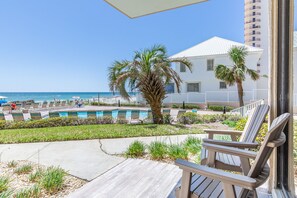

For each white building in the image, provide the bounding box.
[164,36,263,106]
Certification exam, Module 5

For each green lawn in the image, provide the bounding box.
[0,124,204,144]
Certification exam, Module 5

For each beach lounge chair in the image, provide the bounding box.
[68,111,78,117]
[49,102,54,108]
[16,103,22,110]
[103,110,113,117]
[87,111,97,118]
[177,109,187,117]
[42,102,48,108]
[30,112,42,120]
[12,112,25,122]
[24,103,32,109]
[33,103,39,109]
[68,101,74,106]
[117,110,127,120]
[175,113,289,198]
[0,112,5,121]
[162,109,171,114]
[49,112,60,118]
[61,101,66,107]
[131,110,140,120]
[200,104,269,174]
[55,102,61,107]
[2,104,11,112]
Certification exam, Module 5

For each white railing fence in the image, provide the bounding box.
[230,99,265,117]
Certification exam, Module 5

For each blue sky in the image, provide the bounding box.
[0,0,296,92]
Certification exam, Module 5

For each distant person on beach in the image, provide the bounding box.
[11,103,16,110]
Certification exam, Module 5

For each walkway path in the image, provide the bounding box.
[0,134,207,181]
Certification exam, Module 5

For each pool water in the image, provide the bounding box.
[59,110,149,119]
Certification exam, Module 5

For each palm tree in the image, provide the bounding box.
[214,46,260,107]
[108,45,192,124]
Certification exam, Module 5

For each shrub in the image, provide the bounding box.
[163,113,173,124]
[183,137,202,155]
[40,167,65,194]
[171,104,200,109]
[222,120,237,128]
[125,141,145,158]
[7,160,17,168]
[167,144,188,160]
[116,119,128,124]
[147,142,167,160]
[15,185,41,198]
[0,190,13,198]
[235,118,268,143]
[14,164,33,175]
[226,115,242,122]
[29,169,44,182]
[0,176,9,193]
[178,112,198,125]
[208,105,234,112]
[0,117,116,131]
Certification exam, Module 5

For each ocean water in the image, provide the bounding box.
[0,92,137,102]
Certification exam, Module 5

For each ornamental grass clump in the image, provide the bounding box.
[29,169,44,182]
[183,136,202,155]
[15,185,41,198]
[7,160,17,168]
[167,144,188,160]
[178,112,199,125]
[14,164,33,175]
[0,176,9,193]
[147,141,167,160]
[125,141,145,158]
[40,167,65,194]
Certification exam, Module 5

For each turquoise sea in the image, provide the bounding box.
[0,92,137,102]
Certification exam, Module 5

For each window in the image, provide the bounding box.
[165,83,175,93]
[252,36,256,41]
[252,43,256,47]
[207,59,214,71]
[187,83,200,92]
[219,82,227,89]
[253,12,256,16]
[253,18,256,22]
[252,30,256,35]
[180,63,186,72]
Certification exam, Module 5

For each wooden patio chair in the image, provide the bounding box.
[61,101,66,107]
[30,112,42,120]
[87,111,97,118]
[12,112,25,122]
[2,104,11,112]
[32,103,39,109]
[175,113,290,198]
[55,101,61,107]
[0,112,5,121]
[103,110,113,118]
[117,110,127,120]
[49,112,60,118]
[68,111,78,117]
[200,104,269,174]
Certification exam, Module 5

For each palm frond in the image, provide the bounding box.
[246,68,260,81]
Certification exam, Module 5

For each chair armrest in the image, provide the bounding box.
[202,143,257,159]
[203,129,243,140]
[202,139,259,149]
[175,159,258,190]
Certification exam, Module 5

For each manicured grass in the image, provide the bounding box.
[0,124,203,144]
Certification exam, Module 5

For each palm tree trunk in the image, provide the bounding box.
[236,80,244,107]
[150,101,163,124]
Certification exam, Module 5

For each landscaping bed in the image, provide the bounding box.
[0,160,86,197]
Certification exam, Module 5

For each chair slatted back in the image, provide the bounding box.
[33,103,39,108]
[87,111,97,118]
[12,112,24,122]
[240,113,290,197]
[103,110,112,117]
[118,110,127,119]
[0,112,5,120]
[2,105,11,111]
[30,112,42,120]
[68,111,78,117]
[55,102,61,107]
[239,104,270,143]
[61,101,66,106]
[49,102,54,107]
[42,102,48,108]
[49,112,59,118]
[131,110,140,120]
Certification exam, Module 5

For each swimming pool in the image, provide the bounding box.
[58,110,149,119]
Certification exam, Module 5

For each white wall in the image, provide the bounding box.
[168,52,262,103]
